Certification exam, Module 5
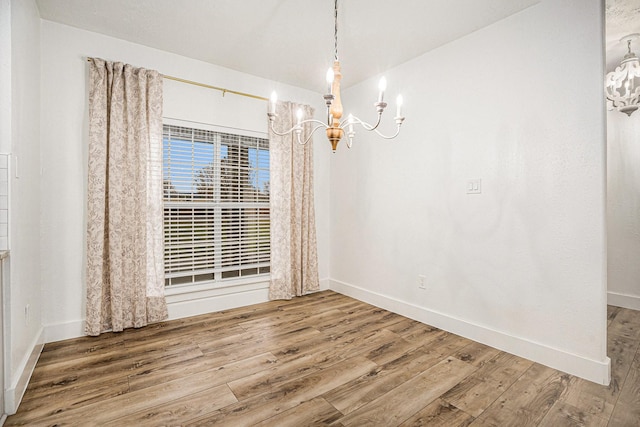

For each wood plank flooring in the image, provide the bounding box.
[6,291,640,426]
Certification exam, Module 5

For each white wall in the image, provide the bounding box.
[607,109,640,310]
[4,0,44,414]
[35,0,612,389]
[0,2,9,419]
[0,0,11,154]
[39,20,331,342]
[330,0,609,384]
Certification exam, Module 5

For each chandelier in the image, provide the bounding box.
[268,0,405,151]
[605,34,640,117]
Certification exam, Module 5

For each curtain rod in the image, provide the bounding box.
[86,58,268,101]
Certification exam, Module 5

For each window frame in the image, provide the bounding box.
[162,118,271,293]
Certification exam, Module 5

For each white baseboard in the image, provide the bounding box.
[319,277,330,291]
[44,319,85,343]
[43,282,274,343]
[329,279,611,386]
[166,283,270,320]
[608,291,640,311]
[5,327,44,415]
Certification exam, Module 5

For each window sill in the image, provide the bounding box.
[164,274,270,299]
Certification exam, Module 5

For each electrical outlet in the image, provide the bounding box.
[417,275,426,290]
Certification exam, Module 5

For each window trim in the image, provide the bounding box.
[162,118,271,294]
[164,117,267,140]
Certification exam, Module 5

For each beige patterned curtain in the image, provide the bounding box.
[85,58,167,336]
[268,101,320,300]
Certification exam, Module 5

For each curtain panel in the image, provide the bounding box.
[85,58,167,336]
[268,101,320,300]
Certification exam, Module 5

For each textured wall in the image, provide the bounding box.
[330,0,608,383]
[7,0,43,413]
[607,109,640,310]
[39,20,331,340]
[0,154,8,250]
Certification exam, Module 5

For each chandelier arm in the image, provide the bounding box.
[345,114,383,132]
[371,125,403,140]
[269,122,295,136]
[297,124,327,145]
[269,120,299,137]
[269,118,328,137]
[347,115,404,139]
[301,118,330,128]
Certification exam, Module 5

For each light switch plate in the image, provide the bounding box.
[467,179,481,194]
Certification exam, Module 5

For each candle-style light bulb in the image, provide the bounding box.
[378,77,387,103]
[348,113,354,132]
[326,68,334,94]
[396,94,403,117]
[270,91,277,114]
[296,108,303,125]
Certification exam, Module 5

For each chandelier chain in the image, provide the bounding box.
[334,0,339,60]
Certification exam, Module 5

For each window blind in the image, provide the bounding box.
[163,124,270,287]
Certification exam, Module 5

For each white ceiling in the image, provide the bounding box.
[34,0,640,90]
[35,0,540,91]
[606,0,640,72]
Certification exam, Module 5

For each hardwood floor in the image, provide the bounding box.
[6,291,640,426]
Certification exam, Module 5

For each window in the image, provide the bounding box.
[162,124,270,287]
